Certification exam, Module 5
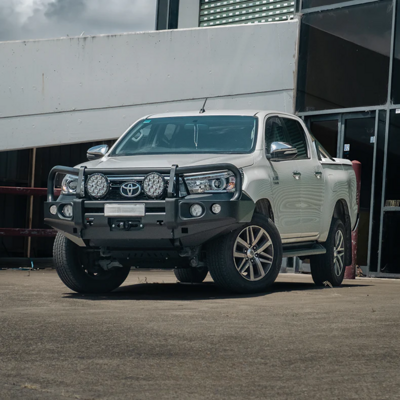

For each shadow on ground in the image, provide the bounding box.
[63,280,371,301]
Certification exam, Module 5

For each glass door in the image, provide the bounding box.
[306,112,377,269]
[342,113,375,267]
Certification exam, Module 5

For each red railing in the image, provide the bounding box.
[0,186,61,238]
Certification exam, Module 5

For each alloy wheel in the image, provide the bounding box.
[333,230,345,276]
[233,225,274,281]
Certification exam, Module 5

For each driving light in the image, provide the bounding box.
[62,204,73,218]
[50,205,57,215]
[190,204,203,217]
[143,172,165,199]
[86,173,109,199]
[211,204,221,214]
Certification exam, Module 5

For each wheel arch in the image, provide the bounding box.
[254,198,274,222]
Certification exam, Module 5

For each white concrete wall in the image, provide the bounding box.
[178,0,200,29]
[0,20,298,151]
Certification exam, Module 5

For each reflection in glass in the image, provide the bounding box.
[302,0,349,10]
[297,2,392,112]
[391,4,400,104]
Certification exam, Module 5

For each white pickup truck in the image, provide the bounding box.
[45,110,358,294]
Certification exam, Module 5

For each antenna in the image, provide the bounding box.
[199,98,208,114]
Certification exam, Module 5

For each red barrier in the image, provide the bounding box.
[0,186,61,196]
[0,228,57,237]
[0,186,59,241]
[344,160,361,280]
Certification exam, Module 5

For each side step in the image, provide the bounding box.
[282,244,326,258]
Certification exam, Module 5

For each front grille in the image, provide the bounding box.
[84,174,189,201]
[85,174,189,201]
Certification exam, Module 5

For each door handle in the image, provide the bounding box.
[293,171,301,180]
[315,171,322,179]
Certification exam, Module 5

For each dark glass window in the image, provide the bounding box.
[297,2,393,112]
[168,0,180,29]
[156,0,180,30]
[302,0,349,10]
[156,0,168,30]
[281,118,309,159]
[385,111,400,204]
[380,212,400,273]
[310,120,338,157]
[391,3,400,104]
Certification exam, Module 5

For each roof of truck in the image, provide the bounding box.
[146,110,298,118]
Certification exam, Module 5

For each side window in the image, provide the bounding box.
[265,116,290,154]
[281,118,309,160]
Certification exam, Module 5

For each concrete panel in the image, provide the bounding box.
[0,21,297,118]
[0,90,293,151]
[0,20,298,150]
[178,0,200,29]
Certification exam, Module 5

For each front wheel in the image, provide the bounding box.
[206,213,282,294]
[310,218,346,286]
[53,233,131,294]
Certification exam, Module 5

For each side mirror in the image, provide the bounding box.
[87,144,109,161]
[267,142,297,161]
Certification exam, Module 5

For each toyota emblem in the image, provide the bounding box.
[120,182,141,198]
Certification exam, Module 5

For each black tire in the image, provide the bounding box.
[206,213,282,294]
[310,218,346,286]
[53,233,130,294]
[174,267,208,283]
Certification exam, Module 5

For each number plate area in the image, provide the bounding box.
[104,203,145,217]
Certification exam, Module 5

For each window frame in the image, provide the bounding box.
[264,114,311,161]
[280,116,311,160]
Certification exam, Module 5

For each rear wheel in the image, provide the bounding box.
[310,218,346,286]
[174,267,208,283]
[206,213,282,294]
[53,233,130,294]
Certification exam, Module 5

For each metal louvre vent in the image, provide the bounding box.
[200,0,295,27]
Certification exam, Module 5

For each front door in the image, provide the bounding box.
[265,116,302,238]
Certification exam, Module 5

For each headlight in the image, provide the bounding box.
[86,173,110,199]
[61,174,79,194]
[185,171,236,194]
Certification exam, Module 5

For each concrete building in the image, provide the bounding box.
[0,0,399,277]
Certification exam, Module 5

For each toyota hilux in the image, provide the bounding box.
[44,110,358,294]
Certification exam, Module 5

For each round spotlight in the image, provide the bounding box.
[86,173,109,199]
[62,204,73,218]
[211,203,222,214]
[143,172,165,199]
[50,205,57,215]
[190,204,203,217]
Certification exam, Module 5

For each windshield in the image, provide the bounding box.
[110,116,258,156]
